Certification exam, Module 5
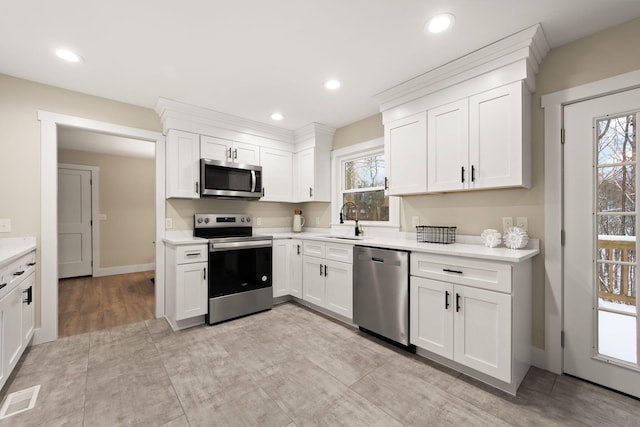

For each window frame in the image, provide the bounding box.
[331,137,400,230]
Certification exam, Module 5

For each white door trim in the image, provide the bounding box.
[36,111,165,345]
[541,68,640,374]
[58,163,100,278]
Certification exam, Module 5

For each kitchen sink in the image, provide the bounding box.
[318,235,369,241]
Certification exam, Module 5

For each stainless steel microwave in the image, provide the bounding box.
[200,158,262,199]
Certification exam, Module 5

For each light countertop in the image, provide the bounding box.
[0,237,37,266]
[163,231,208,246]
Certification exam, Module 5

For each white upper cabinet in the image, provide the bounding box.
[469,82,529,189]
[260,147,293,202]
[294,147,330,202]
[166,129,200,199]
[384,112,427,195]
[201,135,260,165]
[427,82,529,192]
[427,100,469,192]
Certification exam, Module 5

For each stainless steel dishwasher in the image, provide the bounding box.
[353,246,411,347]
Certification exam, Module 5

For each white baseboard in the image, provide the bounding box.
[93,263,155,277]
[531,346,547,370]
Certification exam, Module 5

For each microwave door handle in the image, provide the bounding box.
[251,170,257,193]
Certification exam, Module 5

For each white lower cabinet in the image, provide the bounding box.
[301,241,353,320]
[411,276,511,382]
[272,239,303,298]
[410,252,531,394]
[166,242,208,330]
[0,249,36,391]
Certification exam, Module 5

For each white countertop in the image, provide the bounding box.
[163,231,208,246]
[0,237,37,266]
[269,231,539,263]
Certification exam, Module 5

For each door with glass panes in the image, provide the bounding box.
[564,88,640,397]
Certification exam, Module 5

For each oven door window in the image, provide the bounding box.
[209,246,272,297]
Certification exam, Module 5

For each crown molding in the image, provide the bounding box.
[155,97,296,144]
[374,24,550,112]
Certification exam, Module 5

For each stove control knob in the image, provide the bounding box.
[197,218,203,224]
[246,217,251,223]
[204,218,210,224]
[240,217,245,222]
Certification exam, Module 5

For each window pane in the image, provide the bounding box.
[598,310,637,363]
[597,262,636,312]
[597,214,635,237]
[597,165,635,213]
[345,155,385,190]
[342,190,389,221]
[597,114,636,166]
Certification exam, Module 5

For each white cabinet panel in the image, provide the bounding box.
[427,99,469,192]
[166,130,200,198]
[260,147,293,202]
[385,112,427,195]
[290,240,303,298]
[201,135,260,165]
[21,273,35,345]
[166,243,208,329]
[410,277,453,359]
[1,285,23,378]
[469,81,526,189]
[272,240,290,298]
[294,147,331,202]
[324,259,353,319]
[454,285,512,382]
[303,256,325,306]
[234,141,260,165]
[175,262,208,320]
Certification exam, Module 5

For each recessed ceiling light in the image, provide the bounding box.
[324,80,341,90]
[270,113,284,121]
[55,49,83,63]
[425,13,455,34]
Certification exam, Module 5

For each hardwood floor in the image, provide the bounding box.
[58,271,155,337]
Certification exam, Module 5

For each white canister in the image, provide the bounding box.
[293,210,305,232]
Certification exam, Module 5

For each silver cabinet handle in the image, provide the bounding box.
[324,265,327,276]
[227,148,232,159]
[233,148,238,159]
[203,268,207,280]
[297,245,300,255]
[309,187,313,198]
[195,181,199,194]
[319,264,323,276]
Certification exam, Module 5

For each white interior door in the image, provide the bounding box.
[58,167,92,278]
[564,88,640,397]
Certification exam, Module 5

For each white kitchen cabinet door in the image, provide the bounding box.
[289,240,303,298]
[176,262,208,320]
[384,112,427,195]
[21,273,35,345]
[410,276,454,359]
[201,135,232,161]
[302,255,325,306]
[1,285,23,377]
[469,81,526,190]
[427,99,469,192]
[260,147,293,202]
[272,240,290,298]
[453,285,512,382]
[294,147,330,202]
[295,148,315,202]
[166,130,200,198]
[233,141,260,165]
[324,259,353,319]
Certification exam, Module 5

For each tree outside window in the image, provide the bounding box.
[342,154,389,221]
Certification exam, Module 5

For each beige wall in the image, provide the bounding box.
[334,17,640,350]
[58,150,155,268]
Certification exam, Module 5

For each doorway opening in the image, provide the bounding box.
[56,126,157,337]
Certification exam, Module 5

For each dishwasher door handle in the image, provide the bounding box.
[371,257,385,263]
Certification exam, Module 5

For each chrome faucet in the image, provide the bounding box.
[339,201,362,236]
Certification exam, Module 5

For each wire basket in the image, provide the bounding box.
[416,225,457,244]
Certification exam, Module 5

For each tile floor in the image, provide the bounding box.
[1,302,639,426]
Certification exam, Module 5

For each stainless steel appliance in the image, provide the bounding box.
[193,214,272,324]
[353,246,411,346]
[200,158,262,199]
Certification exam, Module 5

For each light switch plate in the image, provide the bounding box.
[516,216,528,231]
[98,213,107,221]
[0,218,11,233]
[256,217,262,226]
[165,218,173,229]
[502,217,513,231]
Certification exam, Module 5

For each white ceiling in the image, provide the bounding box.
[3,1,640,132]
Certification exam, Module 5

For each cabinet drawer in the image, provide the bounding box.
[411,253,511,293]
[176,245,208,264]
[303,241,325,258]
[325,243,353,264]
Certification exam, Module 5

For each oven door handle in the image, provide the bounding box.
[210,240,273,251]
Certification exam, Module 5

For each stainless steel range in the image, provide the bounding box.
[193,214,273,324]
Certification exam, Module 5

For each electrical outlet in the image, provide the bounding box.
[0,218,11,233]
[256,217,262,226]
[516,216,528,231]
[412,216,420,227]
[98,213,107,221]
[502,217,513,231]
[315,216,320,225]
[165,218,173,229]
